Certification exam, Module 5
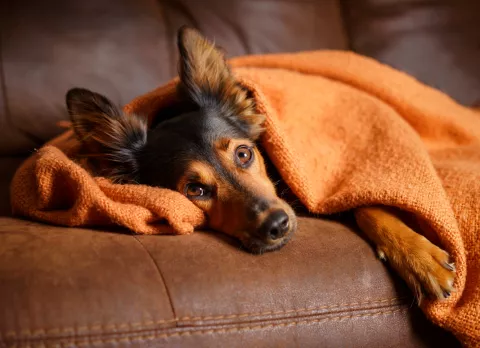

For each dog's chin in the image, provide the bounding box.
[241,230,295,255]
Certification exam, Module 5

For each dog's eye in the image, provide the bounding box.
[235,145,254,168]
[185,183,211,199]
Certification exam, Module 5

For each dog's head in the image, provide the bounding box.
[66,27,296,253]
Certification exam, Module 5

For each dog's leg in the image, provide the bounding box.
[354,206,455,303]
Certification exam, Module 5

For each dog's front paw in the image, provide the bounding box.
[378,235,455,303]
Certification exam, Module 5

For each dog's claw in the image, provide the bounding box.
[444,262,456,272]
[442,289,451,298]
[377,249,387,261]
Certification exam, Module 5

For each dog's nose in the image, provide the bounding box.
[259,210,290,241]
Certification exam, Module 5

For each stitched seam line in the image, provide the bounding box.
[2,297,407,338]
[5,308,408,346]
[178,297,406,321]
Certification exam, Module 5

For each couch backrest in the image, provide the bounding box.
[0,0,479,156]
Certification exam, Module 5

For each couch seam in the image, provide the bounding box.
[156,1,175,81]
[1,297,408,338]
[176,297,407,321]
[0,20,11,127]
[337,0,354,50]
[0,13,44,151]
[132,235,178,322]
[3,308,409,346]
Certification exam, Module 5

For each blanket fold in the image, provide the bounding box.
[11,50,480,345]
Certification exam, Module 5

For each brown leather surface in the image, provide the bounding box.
[0,217,459,347]
[0,0,347,156]
[0,157,24,216]
[342,0,480,107]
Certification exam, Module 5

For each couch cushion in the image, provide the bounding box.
[0,217,459,347]
[0,0,348,156]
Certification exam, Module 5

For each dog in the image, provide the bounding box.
[66,26,455,303]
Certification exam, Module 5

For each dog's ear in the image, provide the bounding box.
[66,88,147,182]
[177,26,265,140]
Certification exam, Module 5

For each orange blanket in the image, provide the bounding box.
[11,51,480,345]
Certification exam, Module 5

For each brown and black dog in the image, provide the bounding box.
[66,27,455,303]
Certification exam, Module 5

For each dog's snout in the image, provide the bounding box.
[259,210,290,241]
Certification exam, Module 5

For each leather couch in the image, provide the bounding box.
[1,0,478,346]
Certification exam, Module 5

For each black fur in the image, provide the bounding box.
[65,26,297,255]
[67,27,262,185]
[66,88,147,182]
[138,109,249,190]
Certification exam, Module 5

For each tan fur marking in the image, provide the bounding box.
[177,138,293,244]
[215,138,231,152]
